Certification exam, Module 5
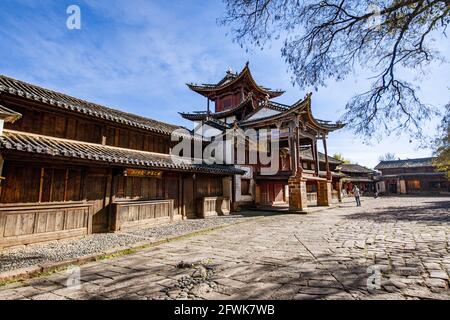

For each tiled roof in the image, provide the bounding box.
[0,104,22,122]
[238,94,345,132]
[379,172,445,179]
[375,157,435,170]
[337,163,376,174]
[300,148,342,164]
[0,130,244,175]
[186,63,284,98]
[342,177,374,183]
[319,171,345,178]
[203,118,232,130]
[242,101,291,121]
[180,94,254,121]
[0,75,192,137]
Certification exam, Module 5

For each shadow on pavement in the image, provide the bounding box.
[344,200,450,225]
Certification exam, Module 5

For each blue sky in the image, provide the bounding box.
[0,0,449,168]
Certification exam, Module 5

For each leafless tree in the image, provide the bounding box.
[432,102,450,176]
[378,152,398,161]
[220,0,450,140]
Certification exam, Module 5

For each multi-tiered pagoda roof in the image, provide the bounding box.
[186,62,284,99]
[181,63,344,135]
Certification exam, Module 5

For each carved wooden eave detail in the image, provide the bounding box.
[237,92,344,139]
[180,93,255,121]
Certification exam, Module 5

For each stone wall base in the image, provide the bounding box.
[317,180,332,207]
[288,176,308,213]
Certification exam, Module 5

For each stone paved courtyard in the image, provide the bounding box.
[0,196,449,300]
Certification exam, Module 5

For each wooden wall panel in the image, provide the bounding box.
[114,176,168,202]
[65,169,82,201]
[66,118,77,140]
[198,197,231,218]
[3,102,173,155]
[111,200,174,231]
[86,174,109,233]
[166,176,180,216]
[0,164,83,204]
[0,203,92,248]
[0,165,41,204]
[197,175,223,198]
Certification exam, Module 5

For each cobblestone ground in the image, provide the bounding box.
[0,196,449,300]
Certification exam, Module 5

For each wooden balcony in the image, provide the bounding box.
[111,199,175,231]
[0,201,92,249]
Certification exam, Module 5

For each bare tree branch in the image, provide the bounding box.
[220,0,450,140]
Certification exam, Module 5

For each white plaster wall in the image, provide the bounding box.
[234,165,255,203]
[247,108,280,121]
[224,139,233,165]
[225,116,236,124]
[194,123,223,138]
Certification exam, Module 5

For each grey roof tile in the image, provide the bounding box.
[0,130,243,175]
[0,75,188,137]
[375,158,435,170]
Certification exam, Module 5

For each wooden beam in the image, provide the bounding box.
[322,136,331,180]
[38,167,45,203]
[63,168,69,201]
[289,134,297,177]
[312,138,320,176]
[296,126,303,175]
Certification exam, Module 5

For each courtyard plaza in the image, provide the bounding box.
[0,196,448,300]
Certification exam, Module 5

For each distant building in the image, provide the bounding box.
[374,158,449,194]
[336,164,378,195]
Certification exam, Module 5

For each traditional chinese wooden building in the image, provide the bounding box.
[337,163,378,196]
[181,63,345,211]
[0,75,242,248]
[375,158,449,194]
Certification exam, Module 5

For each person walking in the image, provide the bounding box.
[353,185,361,207]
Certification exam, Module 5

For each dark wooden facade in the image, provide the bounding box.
[375,158,449,194]
[0,75,240,248]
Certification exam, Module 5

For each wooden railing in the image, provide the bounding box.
[0,202,92,249]
[198,197,230,218]
[111,199,174,231]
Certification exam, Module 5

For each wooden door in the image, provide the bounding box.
[259,183,270,205]
[389,183,397,194]
[183,176,196,218]
[86,175,110,233]
[166,176,180,216]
